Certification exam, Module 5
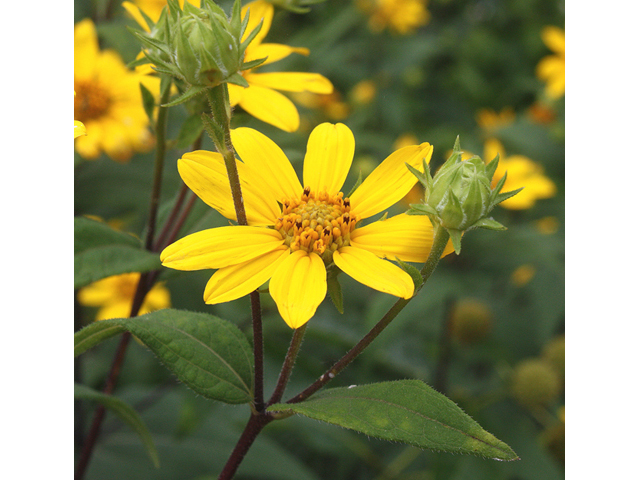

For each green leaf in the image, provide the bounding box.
[326,270,344,314]
[175,113,205,149]
[74,217,161,289]
[74,319,127,357]
[139,82,156,125]
[74,309,255,404]
[268,380,519,461]
[162,85,207,107]
[74,383,160,468]
[395,257,424,291]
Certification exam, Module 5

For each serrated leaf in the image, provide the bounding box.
[74,383,160,468]
[74,216,142,254]
[175,113,205,149]
[268,380,518,461]
[74,319,127,357]
[74,217,161,289]
[74,245,161,289]
[74,310,254,404]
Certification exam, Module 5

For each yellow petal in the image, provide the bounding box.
[230,127,303,202]
[245,72,333,94]
[350,143,433,220]
[238,84,300,132]
[74,120,87,138]
[122,1,150,32]
[333,246,415,299]
[269,250,327,329]
[227,83,244,107]
[302,123,355,194]
[178,150,280,225]
[74,19,100,80]
[541,26,565,56]
[204,246,290,304]
[483,138,505,164]
[160,225,284,270]
[247,43,309,66]
[350,213,454,263]
[242,0,273,45]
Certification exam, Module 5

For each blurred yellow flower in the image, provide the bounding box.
[536,26,565,99]
[476,107,515,131]
[535,216,559,235]
[291,90,350,123]
[161,123,452,329]
[78,272,171,321]
[226,0,333,132]
[350,79,377,105]
[511,264,536,287]
[357,0,430,35]
[484,138,556,210]
[74,19,159,161]
[122,0,200,30]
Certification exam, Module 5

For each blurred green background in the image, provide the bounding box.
[75,0,565,478]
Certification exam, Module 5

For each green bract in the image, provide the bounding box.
[407,137,522,254]
[130,0,265,93]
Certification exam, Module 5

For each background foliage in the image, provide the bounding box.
[75,0,565,478]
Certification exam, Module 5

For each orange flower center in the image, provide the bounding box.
[275,187,357,264]
[74,80,111,122]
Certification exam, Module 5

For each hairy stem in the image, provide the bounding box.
[268,324,308,406]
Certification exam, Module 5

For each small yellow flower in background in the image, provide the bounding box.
[511,264,536,287]
[393,132,419,150]
[291,90,350,123]
[535,216,559,235]
[78,272,171,321]
[357,0,431,35]
[527,101,556,125]
[226,0,333,132]
[161,123,453,329]
[536,26,565,99]
[475,107,515,131]
[349,80,377,106]
[122,0,200,30]
[74,19,160,161]
[484,138,556,210]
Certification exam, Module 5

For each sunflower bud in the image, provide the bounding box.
[131,0,265,94]
[406,137,522,253]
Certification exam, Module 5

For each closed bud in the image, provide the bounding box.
[132,0,263,90]
[407,136,522,254]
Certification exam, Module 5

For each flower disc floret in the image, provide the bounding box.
[277,189,356,263]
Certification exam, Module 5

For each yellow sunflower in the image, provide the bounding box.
[78,272,171,321]
[356,0,431,35]
[484,138,556,210]
[74,19,159,161]
[161,123,451,328]
[536,26,565,99]
[227,0,334,132]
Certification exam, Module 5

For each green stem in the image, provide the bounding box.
[286,225,451,405]
[268,324,308,406]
